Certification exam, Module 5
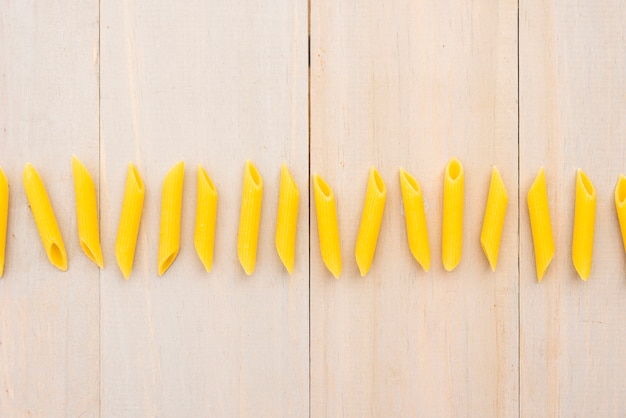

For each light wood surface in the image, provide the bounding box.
[99,0,308,416]
[520,1,626,416]
[2,0,626,416]
[0,1,100,415]
[310,0,518,416]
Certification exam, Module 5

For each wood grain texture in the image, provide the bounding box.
[0,0,100,415]
[310,0,519,416]
[99,0,308,416]
[520,1,626,416]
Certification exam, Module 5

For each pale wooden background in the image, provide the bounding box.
[0,0,625,416]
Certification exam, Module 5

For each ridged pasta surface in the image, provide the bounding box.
[23,163,67,271]
[275,164,299,274]
[72,156,103,268]
[442,158,464,271]
[527,167,555,281]
[194,165,218,273]
[355,167,386,277]
[572,169,596,280]
[313,174,341,278]
[399,168,430,272]
[237,161,263,275]
[158,161,185,276]
[480,167,508,272]
[115,163,145,279]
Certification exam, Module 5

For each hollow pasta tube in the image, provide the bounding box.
[275,164,299,274]
[313,173,341,278]
[194,165,218,273]
[115,163,145,279]
[23,163,67,271]
[158,161,185,276]
[399,168,430,272]
[237,161,263,275]
[355,167,386,277]
[527,167,555,282]
[616,174,626,253]
[572,169,596,280]
[71,156,103,268]
[0,168,7,277]
[480,166,508,272]
[442,158,464,271]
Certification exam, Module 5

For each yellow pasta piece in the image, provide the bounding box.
[158,161,185,276]
[442,158,464,271]
[399,168,430,272]
[0,168,8,277]
[355,167,386,276]
[572,169,596,280]
[71,156,103,268]
[527,167,555,282]
[616,174,626,253]
[115,163,145,279]
[480,166,508,272]
[194,165,218,273]
[275,163,299,274]
[23,163,67,271]
[313,173,341,278]
[237,161,263,275]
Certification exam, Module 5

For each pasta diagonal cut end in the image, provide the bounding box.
[158,250,179,276]
[49,242,68,272]
[81,240,103,269]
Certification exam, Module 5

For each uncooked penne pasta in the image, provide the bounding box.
[71,156,103,268]
[527,167,555,282]
[237,161,263,275]
[275,164,299,274]
[115,163,145,279]
[442,158,464,271]
[194,165,218,273]
[23,163,67,271]
[572,169,596,280]
[399,168,430,272]
[355,167,386,276]
[313,173,341,278]
[158,161,184,276]
[0,168,8,277]
[480,166,508,271]
[616,174,626,253]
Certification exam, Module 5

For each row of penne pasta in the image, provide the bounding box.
[0,157,624,280]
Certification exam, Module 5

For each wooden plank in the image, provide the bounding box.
[310,0,519,416]
[520,1,626,416]
[99,0,308,416]
[0,0,100,415]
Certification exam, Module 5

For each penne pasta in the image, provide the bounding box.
[194,165,218,273]
[313,173,341,278]
[115,163,145,279]
[399,168,430,272]
[572,169,596,280]
[616,174,626,253]
[0,168,8,277]
[275,163,299,274]
[71,156,103,268]
[480,166,508,272]
[442,158,464,271]
[237,161,263,275]
[355,167,386,276]
[527,167,555,282]
[158,161,185,276]
[23,163,68,271]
